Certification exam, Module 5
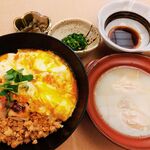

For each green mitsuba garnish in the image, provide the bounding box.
[5,68,33,82]
[0,68,33,111]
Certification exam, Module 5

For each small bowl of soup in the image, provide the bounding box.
[87,54,150,149]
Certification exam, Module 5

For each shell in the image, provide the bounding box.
[13,11,51,34]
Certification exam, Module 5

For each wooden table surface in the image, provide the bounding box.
[0,0,150,149]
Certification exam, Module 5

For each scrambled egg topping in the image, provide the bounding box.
[0,50,77,121]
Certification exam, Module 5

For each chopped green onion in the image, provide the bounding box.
[62,33,88,51]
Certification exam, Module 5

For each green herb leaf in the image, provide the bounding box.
[6,69,16,75]
[5,68,33,83]
[14,73,22,82]
[5,69,17,81]
[0,90,7,96]
[22,74,33,81]
[0,68,33,111]
[5,74,15,81]
[6,84,19,93]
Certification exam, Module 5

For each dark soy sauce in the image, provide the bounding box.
[108,26,141,49]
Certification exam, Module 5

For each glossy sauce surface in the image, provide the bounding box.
[108,26,140,49]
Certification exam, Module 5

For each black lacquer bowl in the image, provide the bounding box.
[0,32,88,150]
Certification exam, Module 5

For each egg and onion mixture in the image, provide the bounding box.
[0,49,77,121]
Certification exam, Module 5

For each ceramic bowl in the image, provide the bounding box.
[98,0,150,52]
[49,19,100,57]
[87,54,150,149]
[13,11,51,34]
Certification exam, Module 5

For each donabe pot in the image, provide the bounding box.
[0,32,88,150]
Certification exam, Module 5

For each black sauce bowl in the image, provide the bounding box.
[0,32,89,150]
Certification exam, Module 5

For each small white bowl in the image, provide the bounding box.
[98,0,150,53]
[49,19,100,57]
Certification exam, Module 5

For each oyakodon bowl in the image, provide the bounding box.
[0,32,88,150]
